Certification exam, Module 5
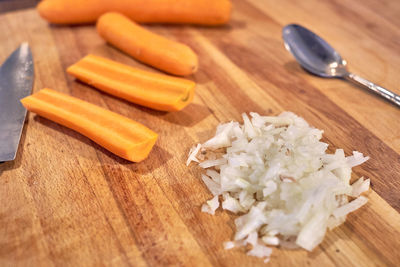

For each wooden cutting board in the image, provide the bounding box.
[1,1,400,266]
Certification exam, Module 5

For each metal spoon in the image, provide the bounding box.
[282,24,400,107]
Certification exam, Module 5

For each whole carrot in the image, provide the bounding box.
[37,0,232,25]
[97,12,198,76]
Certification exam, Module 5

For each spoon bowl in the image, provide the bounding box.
[282,24,400,107]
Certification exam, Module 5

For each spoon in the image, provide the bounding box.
[282,24,400,107]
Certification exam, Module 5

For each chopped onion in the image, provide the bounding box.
[346,151,370,168]
[206,169,221,183]
[199,158,227,169]
[223,241,235,250]
[247,244,272,259]
[332,196,368,218]
[201,174,221,196]
[245,231,259,246]
[350,177,370,197]
[222,193,244,213]
[262,236,280,246]
[201,195,219,215]
[186,143,201,166]
[296,212,329,251]
[188,112,370,262]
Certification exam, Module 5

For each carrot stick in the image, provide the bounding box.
[97,12,198,76]
[21,89,158,162]
[37,0,232,25]
[67,54,196,111]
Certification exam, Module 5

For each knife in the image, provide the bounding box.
[0,43,34,162]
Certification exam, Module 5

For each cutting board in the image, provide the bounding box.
[1,1,400,266]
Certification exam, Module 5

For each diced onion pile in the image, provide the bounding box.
[187,112,370,263]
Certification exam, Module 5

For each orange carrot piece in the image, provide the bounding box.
[97,12,198,76]
[37,0,232,25]
[21,89,158,162]
[67,54,196,112]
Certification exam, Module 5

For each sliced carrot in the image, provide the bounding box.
[67,54,196,112]
[97,12,198,76]
[37,0,232,25]
[21,88,158,162]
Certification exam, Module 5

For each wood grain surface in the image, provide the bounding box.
[1,1,400,266]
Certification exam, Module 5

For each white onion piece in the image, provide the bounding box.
[188,112,370,262]
[201,195,219,215]
[245,231,258,246]
[201,174,221,196]
[262,236,280,246]
[186,143,201,166]
[199,158,227,169]
[223,241,235,250]
[347,151,370,168]
[332,196,368,218]
[206,169,221,183]
[296,212,329,251]
[350,177,370,197]
[222,193,244,213]
[247,244,272,259]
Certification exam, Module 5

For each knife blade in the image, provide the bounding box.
[0,43,34,162]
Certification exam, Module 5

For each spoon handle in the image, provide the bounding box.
[345,73,400,107]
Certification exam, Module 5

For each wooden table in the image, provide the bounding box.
[1,1,400,266]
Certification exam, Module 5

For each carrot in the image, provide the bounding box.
[96,12,198,76]
[21,88,158,162]
[37,0,232,25]
[67,54,196,111]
